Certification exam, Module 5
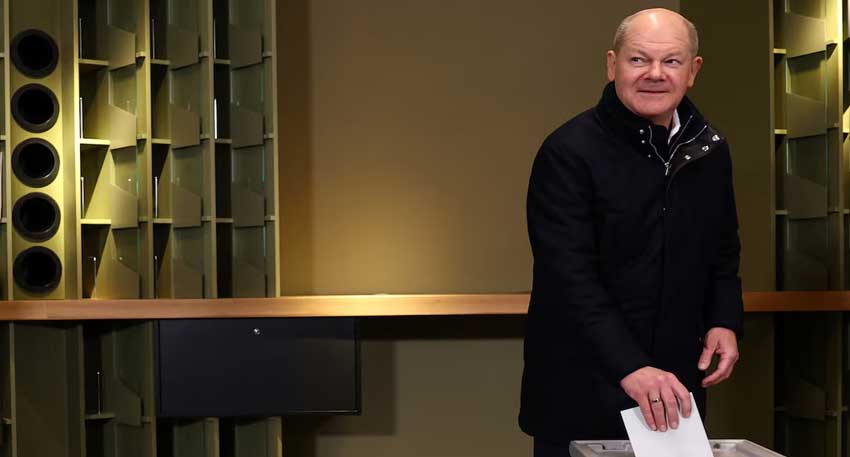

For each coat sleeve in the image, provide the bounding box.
[705,145,745,338]
[527,138,652,385]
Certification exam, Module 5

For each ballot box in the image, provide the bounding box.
[569,440,784,457]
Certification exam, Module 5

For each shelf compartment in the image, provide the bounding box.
[170,64,202,149]
[213,0,229,59]
[172,226,206,298]
[787,93,827,138]
[151,63,169,139]
[81,226,141,299]
[215,143,231,218]
[107,25,136,70]
[231,106,262,149]
[231,145,265,227]
[153,224,172,298]
[80,146,139,227]
[777,215,830,290]
[231,0,269,58]
[232,226,267,297]
[216,222,232,297]
[213,64,230,139]
[782,135,828,219]
[171,146,204,227]
[152,143,172,219]
[167,25,199,70]
[229,26,261,69]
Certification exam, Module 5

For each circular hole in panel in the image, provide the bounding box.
[14,246,62,293]
[12,84,59,133]
[12,192,61,242]
[12,138,59,187]
[11,29,59,78]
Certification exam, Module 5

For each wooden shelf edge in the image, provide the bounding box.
[0,291,846,320]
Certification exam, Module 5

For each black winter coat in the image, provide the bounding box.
[519,82,744,442]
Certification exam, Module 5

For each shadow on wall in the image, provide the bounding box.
[278,0,315,294]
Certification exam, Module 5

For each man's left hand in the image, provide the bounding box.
[698,327,739,388]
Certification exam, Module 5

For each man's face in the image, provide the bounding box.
[606,16,702,126]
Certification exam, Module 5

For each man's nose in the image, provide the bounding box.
[647,62,665,80]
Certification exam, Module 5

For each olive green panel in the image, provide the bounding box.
[111,186,140,229]
[81,68,111,139]
[787,0,826,19]
[87,228,140,299]
[826,47,839,126]
[107,26,136,70]
[229,26,261,69]
[782,12,827,58]
[232,226,265,297]
[171,225,206,298]
[785,173,828,218]
[167,26,199,70]
[827,131,841,210]
[108,105,138,150]
[788,52,825,101]
[231,185,263,227]
[171,257,202,298]
[706,314,774,447]
[170,106,200,149]
[232,257,265,297]
[231,106,262,149]
[827,213,842,289]
[13,323,83,457]
[171,184,201,228]
[787,93,827,137]
[775,60,787,131]
[778,217,830,290]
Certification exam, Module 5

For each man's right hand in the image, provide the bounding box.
[620,367,692,432]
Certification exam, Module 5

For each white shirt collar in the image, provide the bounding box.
[668,109,681,144]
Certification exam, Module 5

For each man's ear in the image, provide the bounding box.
[606,50,616,81]
[687,56,703,87]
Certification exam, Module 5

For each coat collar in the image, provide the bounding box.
[594,81,705,151]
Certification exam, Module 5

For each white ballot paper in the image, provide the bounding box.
[620,392,712,457]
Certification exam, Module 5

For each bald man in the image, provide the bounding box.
[519,9,742,455]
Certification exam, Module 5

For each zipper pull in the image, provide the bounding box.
[664,162,671,176]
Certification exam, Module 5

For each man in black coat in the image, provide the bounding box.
[519,8,743,456]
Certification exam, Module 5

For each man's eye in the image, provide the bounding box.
[630,57,644,63]
[666,59,681,65]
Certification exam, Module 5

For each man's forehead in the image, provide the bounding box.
[621,39,689,55]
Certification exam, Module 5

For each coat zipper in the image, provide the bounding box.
[647,115,694,176]
[666,123,709,191]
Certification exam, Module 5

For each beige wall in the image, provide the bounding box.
[277,1,678,456]
[279,0,678,296]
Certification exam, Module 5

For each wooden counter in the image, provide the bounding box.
[0,291,846,320]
